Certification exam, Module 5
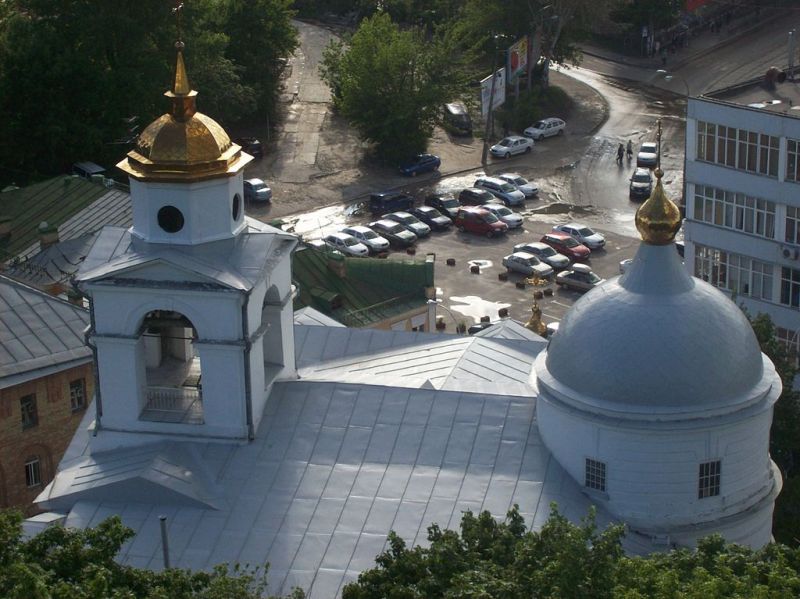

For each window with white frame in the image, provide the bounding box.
[776,327,800,369]
[698,460,721,499]
[787,139,800,182]
[585,458,606,492]
[69,379,86,412]
[781,267,800,308]
[694,245,773,300]
[786,206,800,245]
[25,456,41,487]
[692,185,775,238]
[695,121,779,177]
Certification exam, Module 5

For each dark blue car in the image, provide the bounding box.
[399,153,441,177]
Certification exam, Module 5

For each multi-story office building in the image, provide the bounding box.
[685,70,800,366]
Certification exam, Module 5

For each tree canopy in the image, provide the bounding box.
[0,509,303,599]
[0,0,297,187]
[343,504,800,598]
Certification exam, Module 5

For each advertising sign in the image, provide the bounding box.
[480,68,506,117]
[507,36,529,79]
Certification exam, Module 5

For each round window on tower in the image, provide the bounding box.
[157,206,184,233]
[232,193,242,221]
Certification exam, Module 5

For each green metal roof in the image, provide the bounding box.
[0,175,109,261]
[292,247,433,327]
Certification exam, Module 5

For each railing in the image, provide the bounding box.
[141,386,204,424]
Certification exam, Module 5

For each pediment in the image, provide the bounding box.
[82,255,237,289]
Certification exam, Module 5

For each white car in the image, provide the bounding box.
[490,135,534,158]
[637,142,658,168]
[523,117,565,140]
[513,241,570,270]
[384,211,431,238]
[473,176,526,206]
[323,232,369,256]
[497,173,538,198]
[481,204,522,228]
[502,252,554,278]
[552,223,606,250]
[341,225,390,253]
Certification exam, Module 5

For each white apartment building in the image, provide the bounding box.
[685,72,800,366]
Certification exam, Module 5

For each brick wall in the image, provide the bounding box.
[0,362,94,514]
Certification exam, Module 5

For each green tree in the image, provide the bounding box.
[343,504,800,598]
[0,509,304,598]
[319,12,468,164]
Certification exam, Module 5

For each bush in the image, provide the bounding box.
[495,85,574,134]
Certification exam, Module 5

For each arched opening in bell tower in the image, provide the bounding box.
[138,310,204,424]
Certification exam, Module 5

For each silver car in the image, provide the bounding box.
[481,204,522,228]
[384,211,431,237]
[323,232,369,256]
[490,135,533,158]
[513,241,570,270]
[341,225,390,253]
[497,173,538,198]
[552,223,606,250]
[473,176,526,207]
[502,252,554,278]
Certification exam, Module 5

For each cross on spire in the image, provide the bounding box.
[172,2,184,44]
[656,118,662,171]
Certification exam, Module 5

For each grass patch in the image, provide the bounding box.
[495,84,575,134]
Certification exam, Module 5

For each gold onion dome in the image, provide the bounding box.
[634,167,681,245]
[118,42,250,182]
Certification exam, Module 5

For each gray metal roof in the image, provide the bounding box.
[293,308,345,328]
[0,274,91,383]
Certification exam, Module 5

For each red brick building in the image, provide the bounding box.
[0,275,92,514]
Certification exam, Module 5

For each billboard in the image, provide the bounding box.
[480,68,506,117]
[507,36,529,79]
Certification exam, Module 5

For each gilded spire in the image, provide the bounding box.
[173,44,191,95]
[166,3,196,121]
[635,120,681,245]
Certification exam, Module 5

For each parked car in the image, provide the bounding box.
[629,167,653,200]
[369,191,414,215]
[552,223,606,250]
[306,238,340,255]
[497,173,539,198]
[341,225,390,253]
[539,232,591,262]
[454,207,509,238]
[481,203,522,228]
[425,193,461,218]
[523,117,566,140]
[513,241,570,270]
[490,135,534,158]
[323,232,369,256]
[410,205,452,231]
[556,263,605,292]
[243,178,272,203]
[443,102,472,136]
[619,258,633,274]
[473,176,526,207]
[637,142,658,168]
[236,137,263,158]
[458,187,498,206]
[399,153,441,177]
[502,252,554,278]
[384,211,431,237]
[369,219,417,248]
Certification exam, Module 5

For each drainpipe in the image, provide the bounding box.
[241,289,254,441]
[84,293,103,435]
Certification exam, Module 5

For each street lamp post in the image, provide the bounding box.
[427,299,463,334]
[481,34,507,166]
[656,69,690,209]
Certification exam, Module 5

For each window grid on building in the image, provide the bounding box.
[693,185,775,239]
[788,139,800,182]
[585,458,606,492]
[696,121,779,177]
[20,394,38,429]
[25,457,41,487]
[698,460,721,499]
[781,267,800,308]
[786,206,800,245]
[70,379,86,412]
[694,244,774,301]
[776,327,800,369]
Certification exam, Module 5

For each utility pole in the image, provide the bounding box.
[481,38,502,166]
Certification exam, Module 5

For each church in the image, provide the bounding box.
[30,42,782,597]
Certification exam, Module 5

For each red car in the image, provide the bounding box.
[540,232,591,262]
[454,207,508,238]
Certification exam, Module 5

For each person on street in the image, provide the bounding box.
[627,140,633,159]
[617,143,625,164]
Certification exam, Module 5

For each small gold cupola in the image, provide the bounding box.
[117,40,251,183]
[634,119,681,245]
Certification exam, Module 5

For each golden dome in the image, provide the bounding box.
[635,168,681,245]
[118,45,251,182]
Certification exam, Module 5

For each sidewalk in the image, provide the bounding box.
[580,5,790,74]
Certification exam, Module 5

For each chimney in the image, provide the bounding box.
[38,221,59,249]
[0,214,11,239]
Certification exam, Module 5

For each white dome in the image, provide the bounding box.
[544,243,764,414]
